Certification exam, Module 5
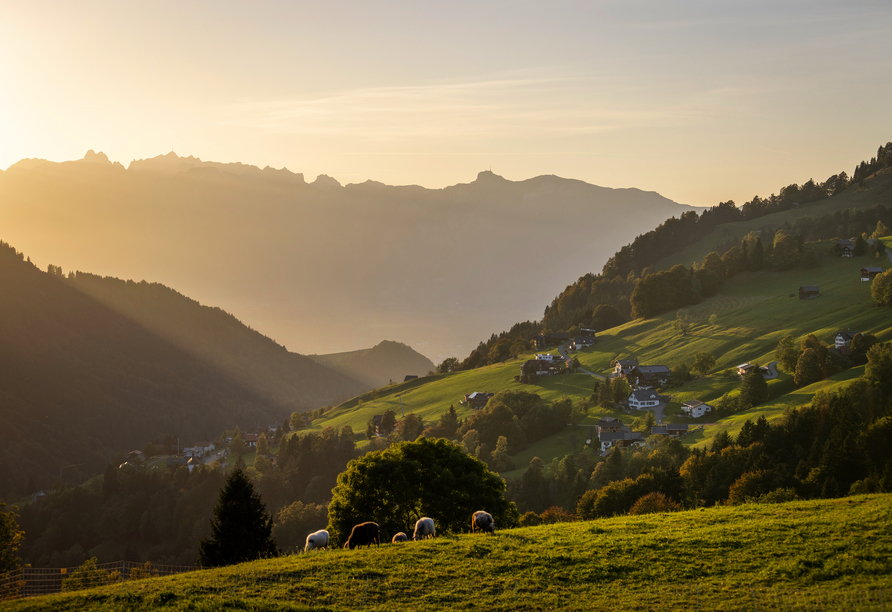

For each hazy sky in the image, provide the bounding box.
[1,0,890,207]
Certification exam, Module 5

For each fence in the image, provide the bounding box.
[0,560,197,601]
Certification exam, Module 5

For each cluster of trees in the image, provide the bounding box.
[852,142,892,185]
[775,333,879,387]
[455,392,572,459]
[872,269,892,307]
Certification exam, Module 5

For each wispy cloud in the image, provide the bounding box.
[215,75,685,142]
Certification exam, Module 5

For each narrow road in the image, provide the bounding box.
[557,343,607,380]
[762,360,780,380]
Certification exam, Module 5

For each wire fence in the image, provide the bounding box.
[0,560,197,600]
[1,561,889,610]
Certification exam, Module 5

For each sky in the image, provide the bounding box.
[1,0,891,207]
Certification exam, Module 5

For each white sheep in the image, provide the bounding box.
[413,517,436,540]
[304,529,330,552]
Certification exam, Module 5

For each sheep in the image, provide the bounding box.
[345,521,380,549]
[391,532,408,543]
[471,510,496,534]
[304,529,329,552]
[413,517,436,540]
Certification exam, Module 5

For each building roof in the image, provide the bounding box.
[634,365,671,374]
[615,358,638,366]
[667,424,689,432]
[630,389,660,402]
[800,285,819,292]
[683,400,705,408]
[836,330,858,341]
[600,431,626,442]
[862,266,883,273]
[737,363,753,370]
[837,239,853,246]
[651,426,668,435]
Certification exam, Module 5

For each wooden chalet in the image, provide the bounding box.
[464,391,495,410]
[836,239,854,257]
[861,266,883,281]
[628,365,671,389]
[570,335,596,350]
[596,417,624,434]
[522,359,560,376]
[799,285,820,299]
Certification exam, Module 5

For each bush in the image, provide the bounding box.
[539,506,574,524]
[628,492,681,515]
[754,488,798,504]
[519,511,542,527]
[61,557,121,592]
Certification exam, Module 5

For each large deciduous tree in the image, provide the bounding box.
[327,437,518,546]
[198,469,276,567]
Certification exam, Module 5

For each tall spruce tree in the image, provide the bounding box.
[199,469,276,567]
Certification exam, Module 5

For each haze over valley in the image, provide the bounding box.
[0,151,698,361]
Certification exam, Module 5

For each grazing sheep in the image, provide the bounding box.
[345,521,380,549]
[392,532,408,543]
[304,529,329,552]
[413,517,436,541]
[472,510,496,534]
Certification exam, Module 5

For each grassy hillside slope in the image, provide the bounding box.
[7,494,891,611]
[300,237,890,473]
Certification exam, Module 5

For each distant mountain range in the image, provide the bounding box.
[310,340,436,389]
[0,151,699,362]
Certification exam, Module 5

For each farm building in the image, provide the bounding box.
[570,335,596,350]
[464,392,494,410]
[799,285,820,299]
[599,431,645,452]
[861,266,883,281]
[681,400,712,418]
[835,330,858,351]
[628,389,660,410]
[612,358,638,377]
[597,417,624,434]
[628,365,671,389]
[836,239,854,257]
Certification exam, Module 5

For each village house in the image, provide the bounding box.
[628,389,661,410]
[599,431,646,452]
[578,328,597,337]
[861,266,883,281]
[535,353,560,362]
[464,391,494,410]
[191,441,215,456]
[737,363,756,377]
[835,330,858,351]
[570,335,596,351]
[681,400,712,418]
[596,417,624,434]
[799,285,820,299]
[651,423,690,438]
[533,332,570,350]
[404,375,418,382]
[244,433,258,448]
[612,358,639,378]
[628,365,671,389]
[836,239,854,257]
[522,359,560,377]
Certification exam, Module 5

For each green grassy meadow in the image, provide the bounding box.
[8,494,891,611]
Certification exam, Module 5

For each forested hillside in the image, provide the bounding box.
[0,243,366,498]
[459,142,892,362]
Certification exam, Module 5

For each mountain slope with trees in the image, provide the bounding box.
[0,242,367,499]
[309,340,435,388]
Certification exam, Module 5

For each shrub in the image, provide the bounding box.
[519,511,543,527]
[628,492,681,515]
[539,506,574,524]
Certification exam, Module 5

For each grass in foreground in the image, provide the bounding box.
[7,495,891,611]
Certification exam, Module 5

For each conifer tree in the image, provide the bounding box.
[199,469,276,567]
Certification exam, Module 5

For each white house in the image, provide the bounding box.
[613,358,638,377]
[835,330,858,350]
[535,353,559,362]
[681,400,712,418]
[628,389,660,410]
